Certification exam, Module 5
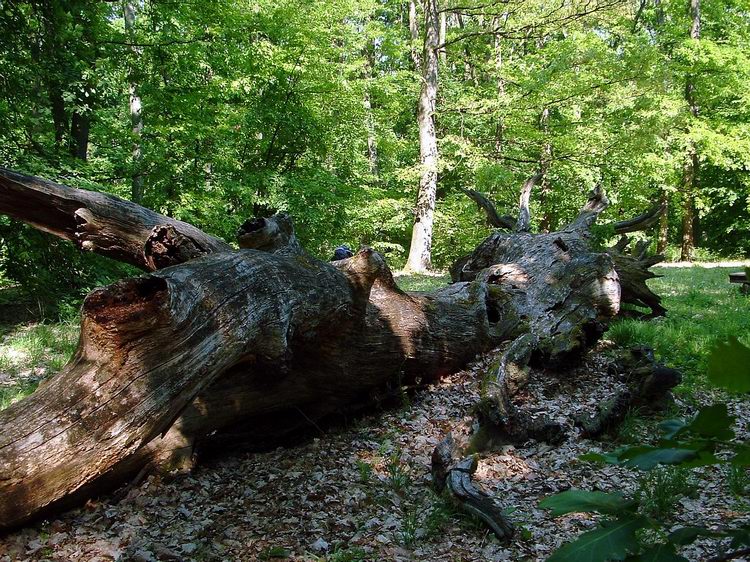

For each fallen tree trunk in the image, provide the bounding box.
[0,170,665,532]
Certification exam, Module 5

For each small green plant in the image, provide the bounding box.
[727,465,750,497]
[541,338,750,562]
[615,407,646,444]
[327,546,367,562]
[423,494,454,537]
[399,505,419,547]
[386,451,412,493]
[356,459,373,483]
[259,545,292,560]
[635,466,697,519]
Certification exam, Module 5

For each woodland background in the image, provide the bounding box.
[0,0,748,314]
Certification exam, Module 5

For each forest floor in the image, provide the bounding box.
[0,265,749,561]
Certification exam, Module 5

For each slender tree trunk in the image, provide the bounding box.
[363,90,379,178]
[69,109,90,160]
[680,0,700,262]
[657,189,669,254]
[405,0,440,273]
[363,41,379,178]
[538,108,553,232]
[439,10,447,64]
[455,14,476,85]
[493,18,505,155]
[125,0,145,203]
[408,0,422,72]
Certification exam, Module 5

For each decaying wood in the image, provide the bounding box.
[460,188,515,230]
[0,168,229,270]
[608,236,666,318]
[431,433,514,541]
[0,169,669,532]
[455,185,666,317]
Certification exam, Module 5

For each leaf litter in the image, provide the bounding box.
[1,342,749,561]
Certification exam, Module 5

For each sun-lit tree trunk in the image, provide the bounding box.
[408,0,422,72]
[493,17,506,155]
[680,0,700,262]
[439,10,447,64]
[405,0,440,273]
[124,0,145,203]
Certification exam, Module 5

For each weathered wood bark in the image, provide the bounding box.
[0,168,230,270]
[432,434,514,541]
[0,169,665,532]
[454,184,666,317]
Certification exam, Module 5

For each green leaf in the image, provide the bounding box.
[540,490,636,516]
[668,526,718,546]
[547,516,647,562]
[685,404,735,440]
[626,543,689,561]
[726,525,750,548]
[731,445,750,466]
[707,337,750,393]
[622,447,697,470]
[658,419,687,439]
[580,452,621,464]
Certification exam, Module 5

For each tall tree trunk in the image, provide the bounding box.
[363,41,379,178]
[493,17,505,155]
[405,0,440,273]
[125,0,145,203]
[680,0,700,262]
[439,10,447,64]
[538,107,553,232]
[69,109,90,160]
[408,0,422,72]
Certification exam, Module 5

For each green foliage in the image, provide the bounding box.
[547,515,649,562]
[1,0,748,280]
[708,337,750,393]
[0,220,134,318]
[544,338,750,561]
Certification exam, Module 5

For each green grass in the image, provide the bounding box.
[607,266,750,390]
[0,321,79,410]
[635,466,698,519]
[394,272,451,292]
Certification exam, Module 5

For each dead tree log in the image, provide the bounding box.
[0,169,662,531]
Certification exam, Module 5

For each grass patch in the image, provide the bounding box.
[0,321,79,410]
[607,266,750,391]
[394,272,450,292]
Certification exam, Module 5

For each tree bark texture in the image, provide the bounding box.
[0,169,665,531]
[0,168,230,271]
[453,184,666,318]
[405,0,440,273]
